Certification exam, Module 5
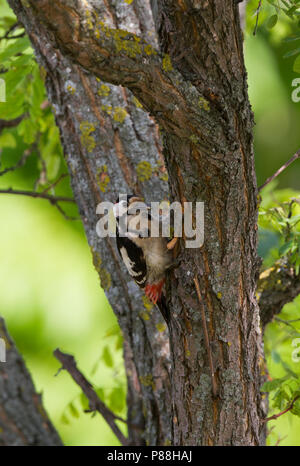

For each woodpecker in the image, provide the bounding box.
[113,195,173,321]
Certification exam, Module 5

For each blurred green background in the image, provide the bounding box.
[1,0,300,446]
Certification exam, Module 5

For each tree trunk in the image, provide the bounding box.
[0,317,62,446]
[151,1,266,445]
[6,0,267,445]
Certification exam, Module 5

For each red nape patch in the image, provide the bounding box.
[145,280,165,305]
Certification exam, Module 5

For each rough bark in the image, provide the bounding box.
[7,0,172,446]
[6,0,268,445]
[150,0,266,445]
[0,317,62,446]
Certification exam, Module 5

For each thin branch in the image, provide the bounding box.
[53,348,129,446]
[0,115,25,135]
[278,317,300,324]
[42,173,68,194]
[253,0,263,36]
[193,276,218,398]
[258,149,300,192]
[53,202,79,221]
[0,21,24,41]
[263,396,300,422]
[0,187,78,221]
[0,146,34,177]
[274,317,300,329]
[0,188,75,203]
[0,32,25,40]
[274,435,288,446]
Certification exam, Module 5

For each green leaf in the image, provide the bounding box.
[0,16,19,30]
[0,132,16,148]
[279,240,294,256]
[286,214,300,225]
[109,387,125,413]
[267,14,278,28]
[0,37,31,63]
[102,345,113,368]
[69,401,79,419]
[284,47,300,58]
[291,399,300,416]
[80,393,90,411]
[261,377,287,393]
[271,350,281,364]
[95,387,105,400]
[286,5,299,17]
[46,154,61,180]
[105,325,121,338]
[17,117,37,145]
[39,126,62,180]
[273,387,291,410]
[115,334,123,351]
[60,413,70,425]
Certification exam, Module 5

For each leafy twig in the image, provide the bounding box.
[258,149,300,192]
[263,395,300,422]
[53,348,129,446]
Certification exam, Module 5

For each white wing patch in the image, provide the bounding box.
[119,246,144,279]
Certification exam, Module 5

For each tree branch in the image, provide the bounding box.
[253,1,263,36]
[41,173,68,194]
[258,149,300,192]
[0,21,24,41]
[263,396,300,423]
[0,187,75,203]
[258,264,300,327]
[14,0,221,146]
[0,317,62,445]
[0,115,25,135]
[149,1,245,109]
[54,348,129,446]
[29,0,187,130]
[0,188,77,220]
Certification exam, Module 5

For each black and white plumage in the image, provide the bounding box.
[113,195,173,320]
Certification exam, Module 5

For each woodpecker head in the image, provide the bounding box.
[113,194,145,221]
[113,195,131,220]
[113,194,149,238]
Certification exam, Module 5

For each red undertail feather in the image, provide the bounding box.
[145,279,165,305]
